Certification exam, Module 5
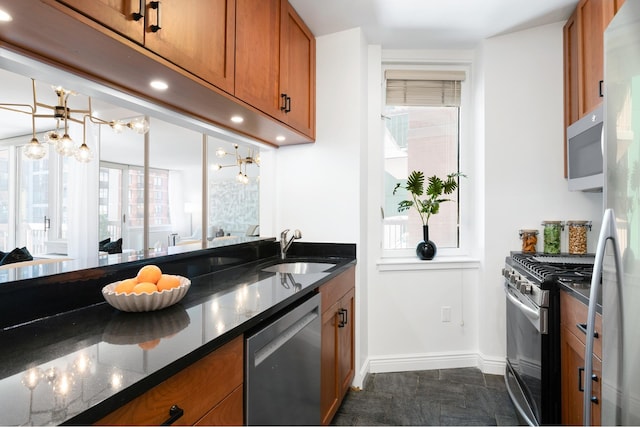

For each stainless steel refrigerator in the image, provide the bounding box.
[585,1,640,425]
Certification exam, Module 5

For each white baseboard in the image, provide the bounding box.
[357,351,506,385]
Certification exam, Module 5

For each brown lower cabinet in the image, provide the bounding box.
[96,336,243,425]
[560,291,602,425]
[319,266,356,425]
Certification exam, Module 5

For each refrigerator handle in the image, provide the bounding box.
[584,208,623,425]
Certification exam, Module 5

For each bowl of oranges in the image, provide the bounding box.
[102,265,191,312]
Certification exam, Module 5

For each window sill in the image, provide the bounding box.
[377,255,480,271]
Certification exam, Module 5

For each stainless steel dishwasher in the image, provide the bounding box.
[245,293,321,425]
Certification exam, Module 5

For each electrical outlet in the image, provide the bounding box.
[441,306,451,322]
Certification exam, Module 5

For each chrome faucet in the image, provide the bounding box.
[280,229,301,259]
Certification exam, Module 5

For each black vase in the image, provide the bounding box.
[416,225,437,260]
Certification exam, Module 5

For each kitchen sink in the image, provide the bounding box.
[261,262,335,274]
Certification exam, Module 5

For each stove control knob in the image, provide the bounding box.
[510,274,519,284]
[518,281,532,294]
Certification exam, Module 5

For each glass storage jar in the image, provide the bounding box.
[542,221,564,254]
[519,229,539,253]
[567,220,591,254]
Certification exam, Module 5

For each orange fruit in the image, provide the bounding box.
[132,282,158,294]
[136,265,162,284]
[114,278,138,294]
[157,274,181,292]
[138,339,161,350]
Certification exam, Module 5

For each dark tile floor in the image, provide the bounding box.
[331,367,522,426]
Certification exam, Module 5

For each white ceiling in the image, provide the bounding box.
[289,0,579,49]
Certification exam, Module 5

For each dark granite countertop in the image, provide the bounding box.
[0,241,356,426]
[557,279,602,313]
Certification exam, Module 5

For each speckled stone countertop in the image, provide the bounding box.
[0,240,356,426]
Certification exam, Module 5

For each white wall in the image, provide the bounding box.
[267,20,604,387]
[264,28,369,384]
[262,28,364,244]
[480,21,603,359]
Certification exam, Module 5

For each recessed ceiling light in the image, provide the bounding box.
[149,80,168,90]
[231,116,244,123]
[0,9,12,22]
[276,135,286,142]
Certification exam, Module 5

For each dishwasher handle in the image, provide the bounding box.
[252,295,321,367]
[254,310,318,366]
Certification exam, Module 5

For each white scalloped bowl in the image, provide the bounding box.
[102,276,191,312]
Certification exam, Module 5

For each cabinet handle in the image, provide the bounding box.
[576,323,599,338]
[161,404,184,425]
[578,366,599,405]
[280,93,291,113]
[150,1,162,32]
[599,80,604,98]
[337,308,348,328]
[132,0,144,21]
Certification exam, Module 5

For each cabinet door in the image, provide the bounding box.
[563,8,579,178]
[280,1,315,138]
[337,287,355,399]
[143,0,236,93]
[577,0,609,117]
[320,299,340,426]
[57,0,144,43]
[235,0,283,117]
[561,325,602,426]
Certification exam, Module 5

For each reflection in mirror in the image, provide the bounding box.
[99,113,146,254]
[0,59,264,277]
[207,136,260,245]
[148,118,202,250]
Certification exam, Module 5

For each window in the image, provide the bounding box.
[382,68,466,254]
[99,163,171,251]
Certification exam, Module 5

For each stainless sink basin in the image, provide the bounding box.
[261,262,335,274]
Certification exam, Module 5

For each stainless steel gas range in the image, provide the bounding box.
[502,252,594,426]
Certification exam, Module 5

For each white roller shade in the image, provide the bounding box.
[385,69,465,107]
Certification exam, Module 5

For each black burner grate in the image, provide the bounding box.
[511,253,594,283]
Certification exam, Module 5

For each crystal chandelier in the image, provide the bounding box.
[211,144,260,184]
[0,79,149,162]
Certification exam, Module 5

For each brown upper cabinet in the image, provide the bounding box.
[280,2,316,139]
[235,0,316,139]
[563,0,625,175]
[57,0,236,94]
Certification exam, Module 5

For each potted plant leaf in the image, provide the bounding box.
[393,170,464,260]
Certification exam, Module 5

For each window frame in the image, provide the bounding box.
[380,62,473,259]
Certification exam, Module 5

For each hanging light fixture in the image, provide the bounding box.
[23,102,47,160]
[74,116,93,163]
[0,79,150,162]
[212,144,260,184]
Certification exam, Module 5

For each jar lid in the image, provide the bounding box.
[541,220,563,224]
[566,220,591,225]
[519,229,538,234]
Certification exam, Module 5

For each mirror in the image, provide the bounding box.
[0,57,262,279]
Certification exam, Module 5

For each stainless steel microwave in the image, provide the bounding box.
[567,105,604,192]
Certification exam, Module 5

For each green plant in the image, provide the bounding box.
[393,170,465,226]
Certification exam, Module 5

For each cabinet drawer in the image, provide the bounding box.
[560,291,602,359]
[96,336,243,425]
[319,267,355,313]
[194,385,243,426]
